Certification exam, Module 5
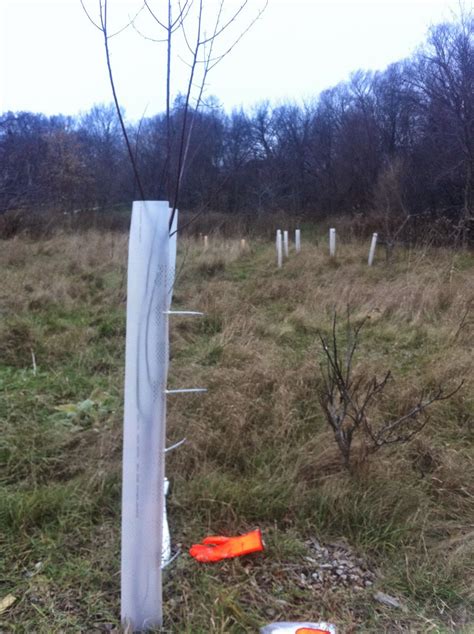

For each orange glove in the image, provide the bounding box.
[189,528,264,562]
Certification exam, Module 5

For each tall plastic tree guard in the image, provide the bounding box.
[121,201,177,630]
[368,232,378,266]
[329,227,336,257]
[276,229,283,268]
[295,229,301,253]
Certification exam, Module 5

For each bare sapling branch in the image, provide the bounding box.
[94,0,146,200]
[317,310,464,469]
[81,0,267,232]
[168,0,268,231]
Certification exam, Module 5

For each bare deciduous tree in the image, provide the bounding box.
[2,10,471,241]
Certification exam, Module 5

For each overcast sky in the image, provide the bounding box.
[0,0,458,120]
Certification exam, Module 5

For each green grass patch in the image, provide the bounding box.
[1,232,473,631]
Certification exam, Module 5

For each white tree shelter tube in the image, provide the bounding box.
[368,232,378,266]
[295,229,301,253]
[329,227,336,257]
[276,229,283,268]
[121,201,177,631]
[283,230,289,257]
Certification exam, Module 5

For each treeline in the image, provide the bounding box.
[0,17,472,241]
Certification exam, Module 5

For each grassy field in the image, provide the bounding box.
[1,228,473,633]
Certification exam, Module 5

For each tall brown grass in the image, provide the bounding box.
[1,229,473,631]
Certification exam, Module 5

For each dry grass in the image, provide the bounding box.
[1,229,473,632]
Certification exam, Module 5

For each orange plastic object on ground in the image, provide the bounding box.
[261,623,336,634]
[296,629,332,634]
[189,528,264,562]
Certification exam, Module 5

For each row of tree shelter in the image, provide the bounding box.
[274,229,378,268]
[199,229,379,267]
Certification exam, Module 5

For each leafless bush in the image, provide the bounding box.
[318,311,463,469]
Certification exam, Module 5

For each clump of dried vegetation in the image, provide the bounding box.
[1,227,473,632]
[317,310,464,469]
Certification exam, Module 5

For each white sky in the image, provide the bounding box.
[0,0,458,120]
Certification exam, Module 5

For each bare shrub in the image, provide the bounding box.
[318,310,463,469]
